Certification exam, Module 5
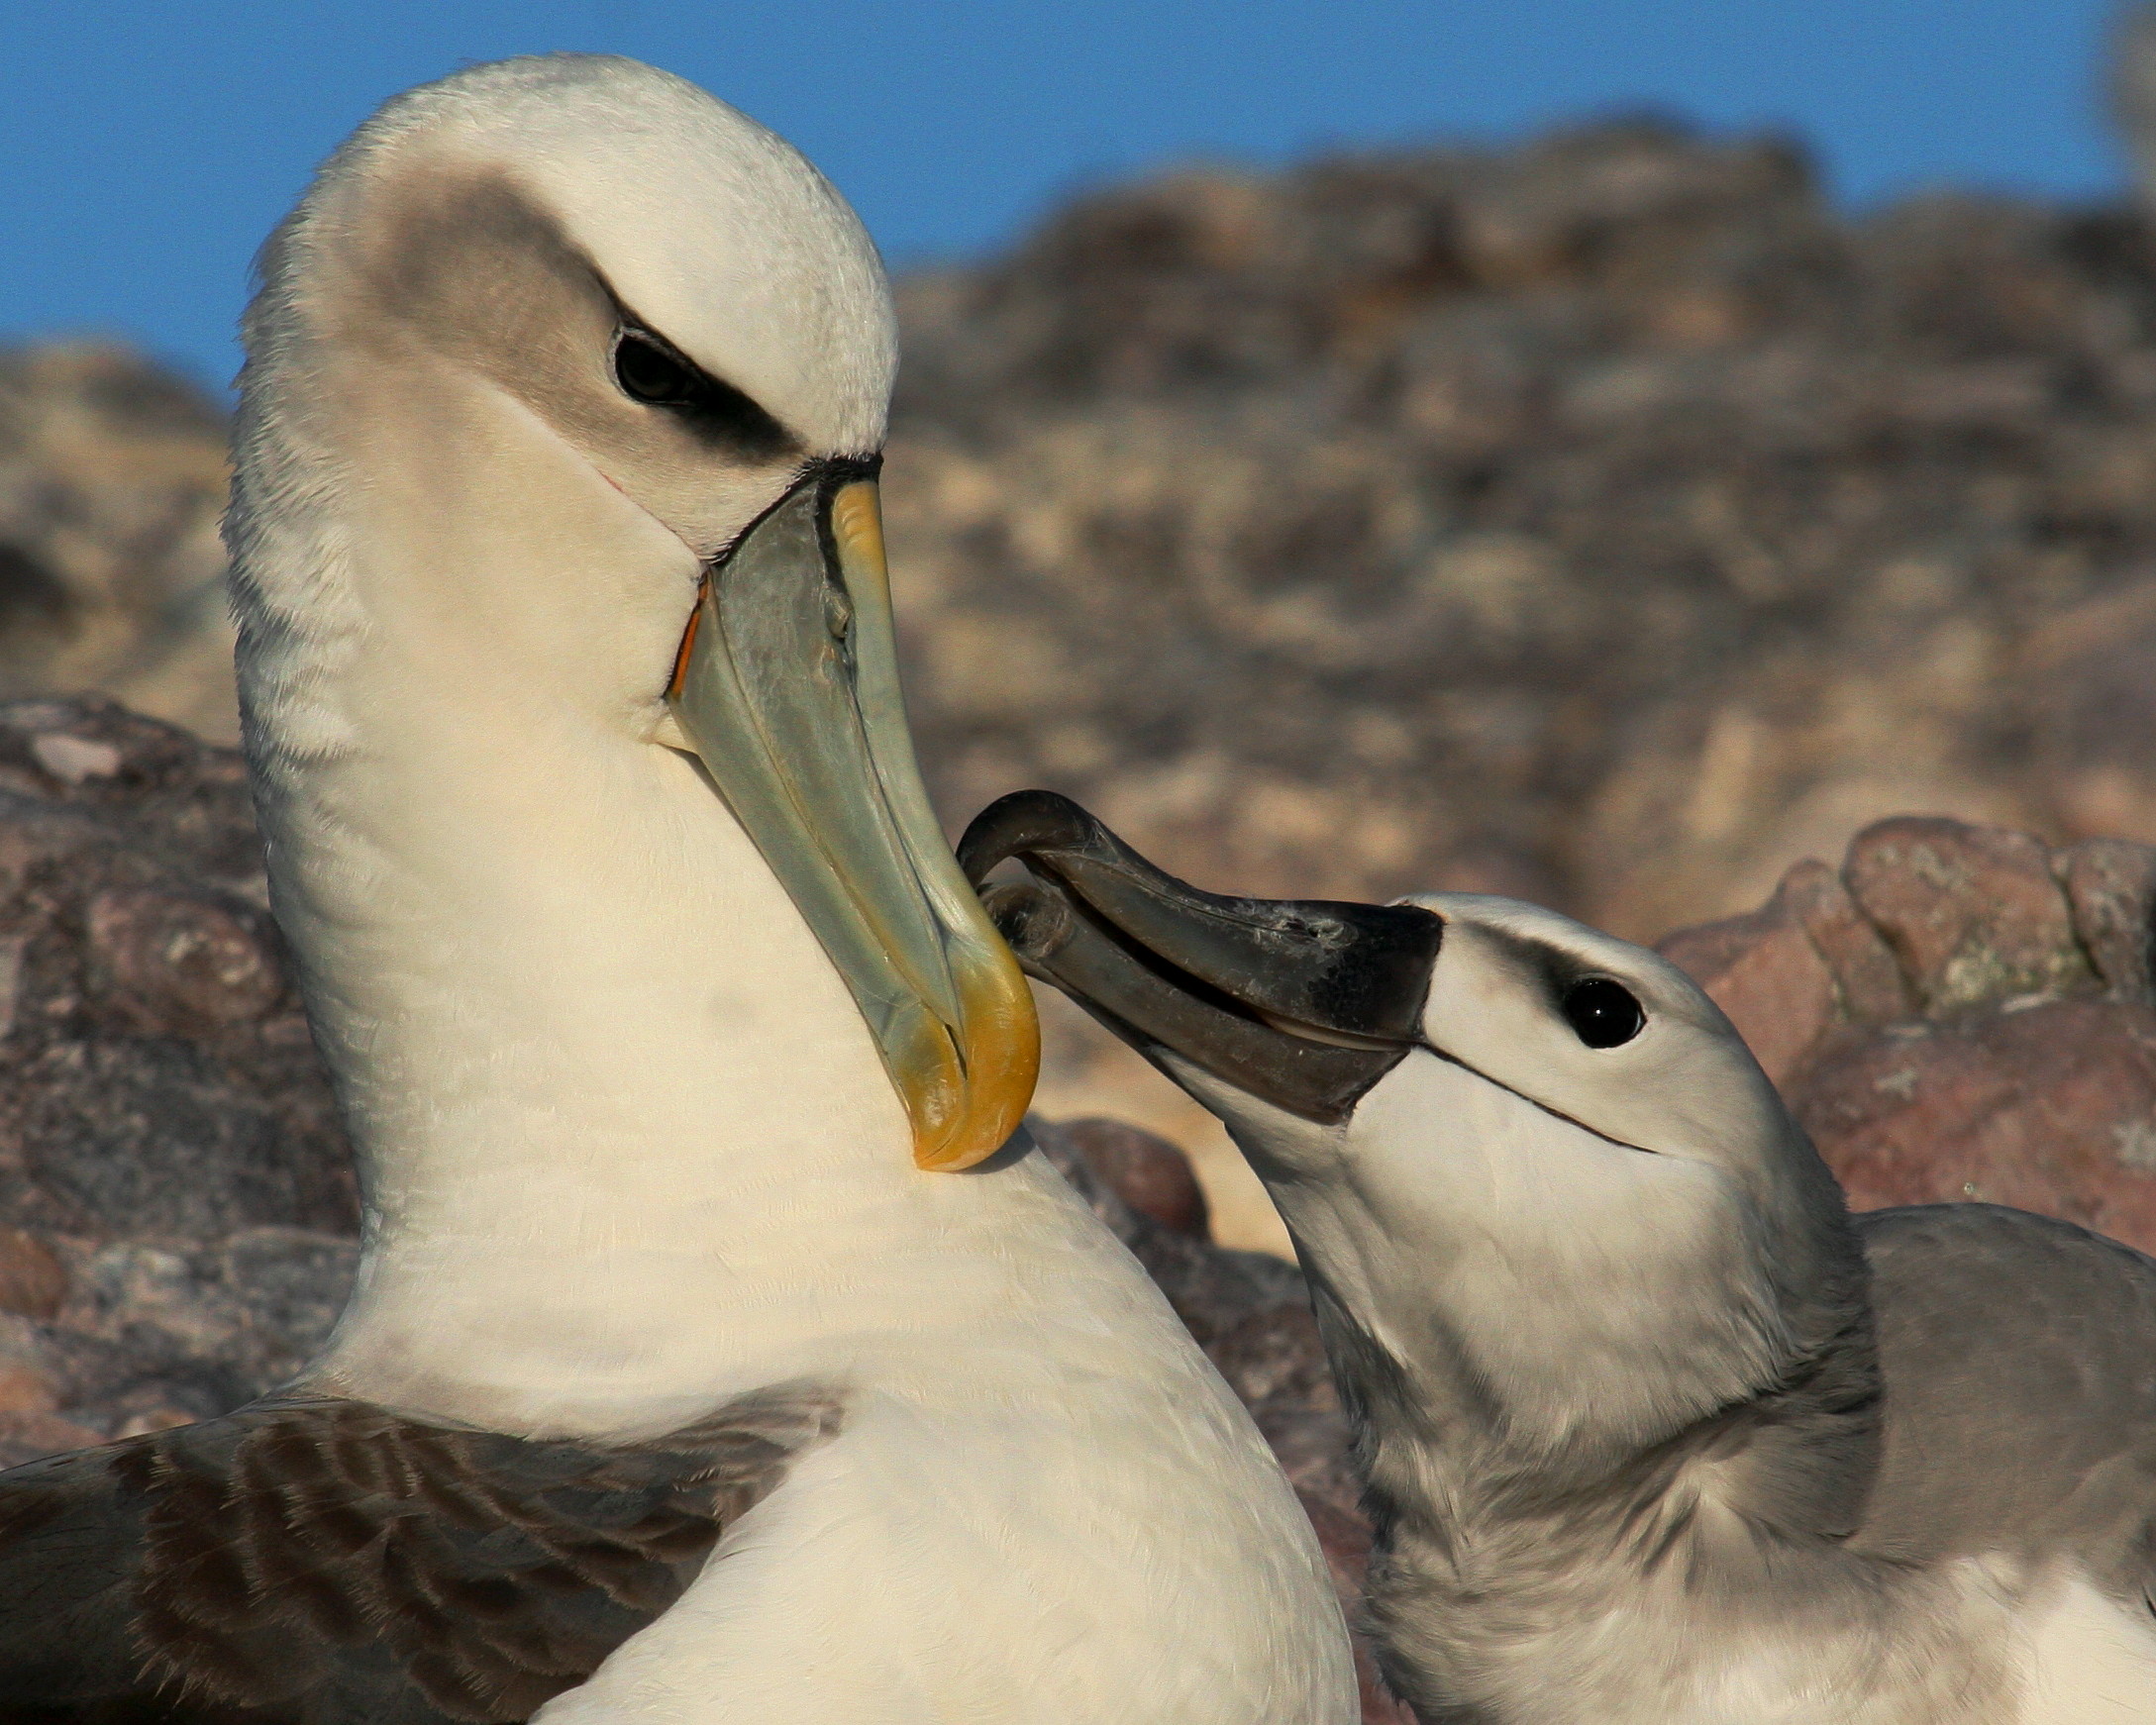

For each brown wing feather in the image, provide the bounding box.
[0,1386,844,1725]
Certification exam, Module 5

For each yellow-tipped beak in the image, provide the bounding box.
[667,469,1038,1170]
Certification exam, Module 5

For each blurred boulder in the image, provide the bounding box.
[1054,1113,1211,1236]
[0,345,236,742]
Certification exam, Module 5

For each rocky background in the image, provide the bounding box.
[874,114,2156,1215]
[0,701,352,1466]
[0,346,237,742]
[888,121,2156,935]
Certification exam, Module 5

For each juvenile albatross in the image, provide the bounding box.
[968,789,2156,1725]
[0,60,1356,1723]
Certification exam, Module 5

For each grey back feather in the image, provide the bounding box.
[1853,1203,2156,1602]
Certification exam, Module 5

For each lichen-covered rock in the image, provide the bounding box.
[2060,837,2156,1005]
[1841,818,2098,1012]
[1653,886,1838,1086]
[1800,1001,2156,1236]
[1661,816,2156,1252]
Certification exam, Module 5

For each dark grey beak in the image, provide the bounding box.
[957,790,1443,1123]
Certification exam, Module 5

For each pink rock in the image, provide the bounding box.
[86,887,286,1034]
[2058,838,2156,1006]
[1778,858,1917,1025]
[1841,818,2094,1012]
[29,733,122,786]
[1658,852,1942,1079]
[1652,827,2156,1260]
[1793,1000,2156,1255]
[1658,885,1834,1085]
[1058,1115,1211,1238]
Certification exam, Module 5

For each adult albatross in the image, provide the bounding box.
[0,57,1355,1724]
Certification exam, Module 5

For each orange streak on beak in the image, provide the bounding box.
[668,578,707,698]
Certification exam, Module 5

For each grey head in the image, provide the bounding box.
[961,790,1874,1475]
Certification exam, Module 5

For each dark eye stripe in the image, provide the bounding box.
[610,325,797,460]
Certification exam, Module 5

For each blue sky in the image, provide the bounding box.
[0,0,2132,392]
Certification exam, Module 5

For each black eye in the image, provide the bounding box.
[609,324,798,458]
[614,330,701,405]
[1561,977,1644,1049]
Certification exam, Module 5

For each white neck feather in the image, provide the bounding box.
[232,359,1058,1439]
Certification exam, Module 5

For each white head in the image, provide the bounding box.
[966,797,1867,1466]
[230,52,893,760]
